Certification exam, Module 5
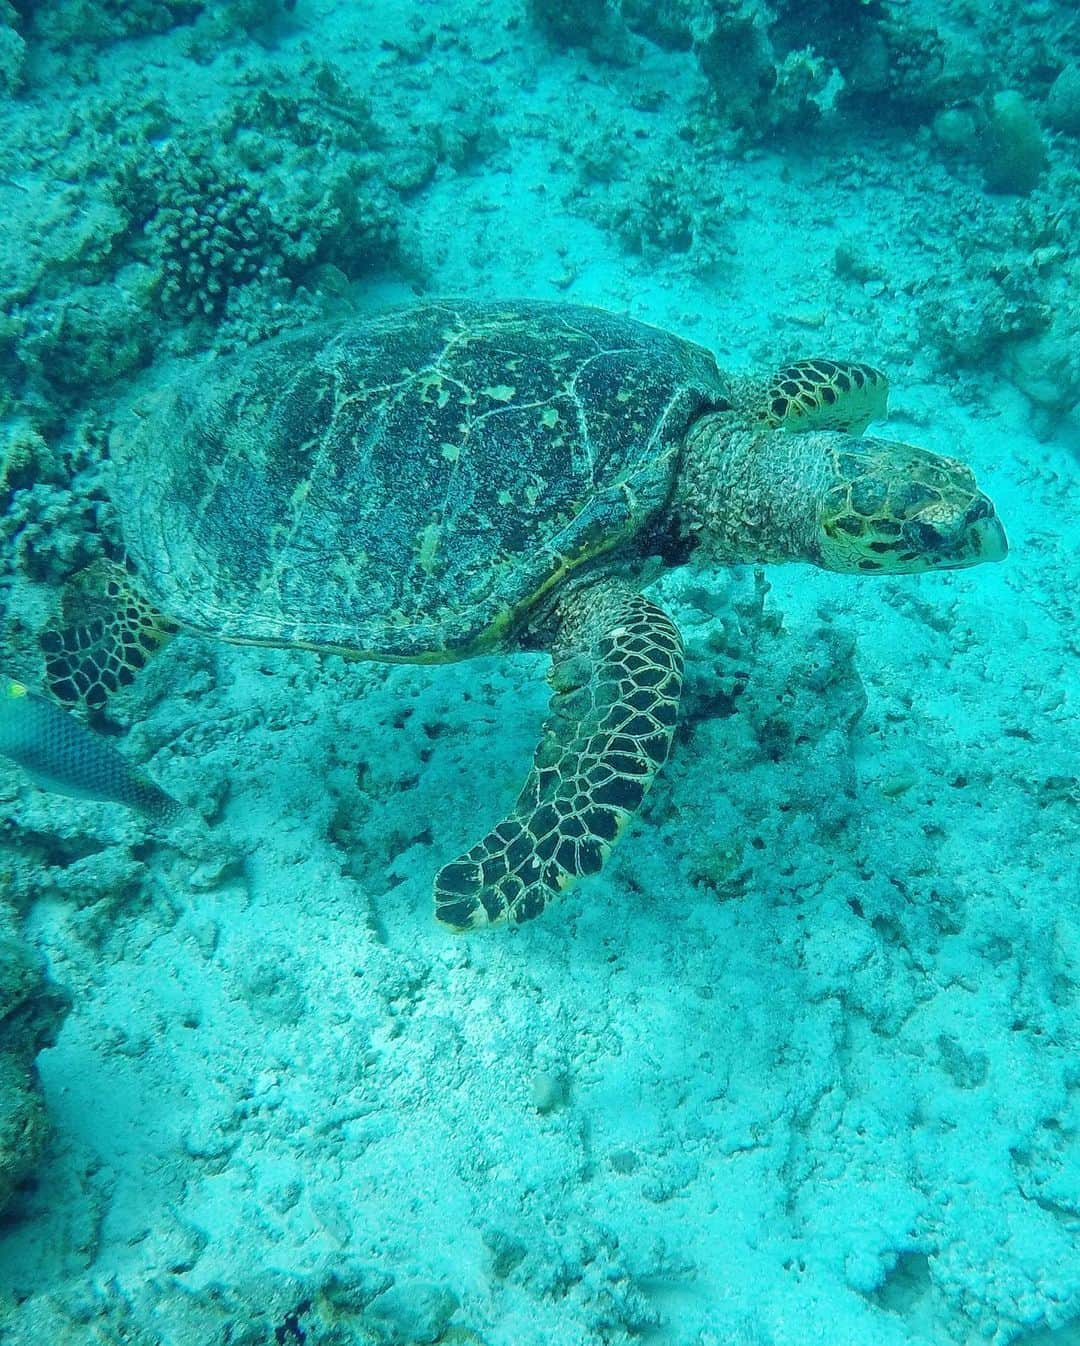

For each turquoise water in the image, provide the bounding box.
[0,2,1078,1343]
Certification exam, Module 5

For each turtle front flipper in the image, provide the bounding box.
[41,559,177,711]
[434,582,683,931]
[736,358,889,435]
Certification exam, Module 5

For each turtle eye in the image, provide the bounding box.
[911,519,943,549]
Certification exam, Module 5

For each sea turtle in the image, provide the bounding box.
[42,300,1007,930]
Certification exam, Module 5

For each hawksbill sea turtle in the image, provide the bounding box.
[41,300,1007,930]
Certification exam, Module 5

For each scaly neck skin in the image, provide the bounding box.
[671,412,830,566]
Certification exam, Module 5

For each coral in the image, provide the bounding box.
[910,194,1058,371]
[17,283,155,395]
[982,90,1047,195]
[613,0,1069,147]
[223,63,405,269]
[850,9,949,116]
[20,0,204,45]
[615,0,956,134]
[527,0,634,62]
[145,152,284,319]
[768,45,832,131]
[527,0,610,47]
[619,0,695,51]
[0,416,115,710]
[1007,306,1080,421]
[99,69,404,332]
[917,267,1050,367]
[219,63,382,156]
[693,1,776,130]
[932,105,981,157]
[0,1054,46,1216]
[0,9,25,93]
[366,1281,460,1344]
[0,53,411,425]
[0,927,70,1062]
[0,313,20,424]
[0,49,420,434]
[615,165,699,255]
[16,0,291,47]
[272,162,401,281]
[0,419,115,588]
[0,916,71,1218]
[0,1258,465,1344]
[1046,63,1080,135]
[577,141,731,276]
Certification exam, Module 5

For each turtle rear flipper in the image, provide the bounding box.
[42,560,176,711]
[434,581,683,930]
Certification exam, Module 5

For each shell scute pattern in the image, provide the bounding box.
[119,302,727,658]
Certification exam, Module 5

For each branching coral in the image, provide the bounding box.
[149,154,283,318]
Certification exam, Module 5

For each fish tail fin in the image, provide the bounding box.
[137,776,186,826]
[41,559,177,712]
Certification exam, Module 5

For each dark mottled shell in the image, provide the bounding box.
[116,300,726,657]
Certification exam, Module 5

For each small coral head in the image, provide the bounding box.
[816,438,1008,574]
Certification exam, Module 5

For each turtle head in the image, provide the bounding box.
[676,420,1007,575]
[813,436,1008,574]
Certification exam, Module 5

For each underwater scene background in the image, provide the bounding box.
[0,0,1078,1342]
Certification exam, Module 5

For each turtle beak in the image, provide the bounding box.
[965,494,1008,564]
